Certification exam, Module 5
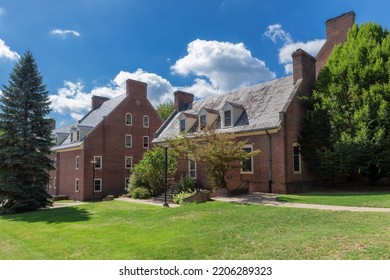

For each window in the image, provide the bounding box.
[70,132,74,143]
[143,115,149,128]
[188,159,197,179]
[241,146,253,174]
[125,134,132,148]
[224,110,232,127]
[75,178,79,192]
[94,156,102,169]
[293,144,301,174]
[76,130,80,141]
[143,136,149,148]
[180,119,186,132]
[76,156,80,170]
[125,178,130,190]
[94,179,102,192]
[125,157,132,169]
[199,115,206,130]
[125,113,132,126]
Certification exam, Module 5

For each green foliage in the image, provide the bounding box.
[0,51,54,213]
[169,128,260,189]
[176,175,196,193]
[301,22,390,183]
[131,187,152,199]
[172,191,196,204]
[156,101,175,121]
[129,147,177,196]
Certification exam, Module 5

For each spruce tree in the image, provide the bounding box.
[0,51,54,213]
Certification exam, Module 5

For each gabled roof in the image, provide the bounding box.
[52,94,127,149]
[153,75,297,143]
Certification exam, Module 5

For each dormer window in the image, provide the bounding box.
[179,112,197,133]
[224,110,232,127]
[180,119,186,132]
[199,115,206,130]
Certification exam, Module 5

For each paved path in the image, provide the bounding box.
[213,193,390,213]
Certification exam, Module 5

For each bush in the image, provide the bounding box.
[131,187,152,199]
[176,175,196,193]
[172,191,196,205]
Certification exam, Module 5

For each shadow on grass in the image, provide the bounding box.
[1,206,91,224]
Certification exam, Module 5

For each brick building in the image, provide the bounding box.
[152,12,355,194]
[49,79,162,201]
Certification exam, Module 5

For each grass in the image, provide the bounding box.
[0,200,389,260]
[276,192,390,208]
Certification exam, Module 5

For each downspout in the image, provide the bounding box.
[265,130,273,193]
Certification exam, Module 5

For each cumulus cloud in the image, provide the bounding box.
[50,69,175,121]
[264,23,325,74]
[0,39,20,61]
[171,39,275,92]
[51,29,81,38]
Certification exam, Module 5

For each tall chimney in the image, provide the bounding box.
[292,49,316,94]
[126,79,147,99]
[174,90,194,111]
[315,11,356,77]
[91,95,110,110]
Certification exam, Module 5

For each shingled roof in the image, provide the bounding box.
[52,94,127,150]
[153,75,299,143]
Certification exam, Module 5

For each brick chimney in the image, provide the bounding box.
[91,95,110,110]
[315,11,356,77]
[292,49,316,94]
[126,79,147,99]
[174,90,194,111]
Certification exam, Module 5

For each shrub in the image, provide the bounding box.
[131,187,151,199]
[177,175,196,193]
[172,191,196,205]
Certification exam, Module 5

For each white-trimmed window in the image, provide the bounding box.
[224,110,232,127]
[199,115,206,130]
[94,179,102,192]
[76,156,80,170]
[75,178,79,192]
[143,136,149,148]
[180,119,186,132]
[125,156,133,169]
[188,159,197,179]
[143,115,149,128]
[94,156,102,169]
[241,145,254,174]
[125,113,132,126]
[125,134,132,148]
[293,143,301,174]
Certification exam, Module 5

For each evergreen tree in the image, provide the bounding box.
[0,51,54,213]
[301,23,390,184]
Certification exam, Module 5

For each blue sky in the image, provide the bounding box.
[0,0,389,126]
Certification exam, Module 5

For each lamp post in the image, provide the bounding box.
[90,160,96,203]
[163,145,169,207]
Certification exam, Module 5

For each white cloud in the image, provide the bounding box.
[50,69,175,121]
[51,29,81,38]
[171,39,275,92]
[0,39,20,61]
[264,23,325,74]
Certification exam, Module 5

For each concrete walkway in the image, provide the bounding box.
[213,193,390,213]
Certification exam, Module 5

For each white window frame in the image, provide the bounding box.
[241,145,254,174]
[94,178,102,192]
[94,156,102,169]
[125,134,132,148]
[143,136,149,148]
[75,178,79,192]
[125,113,132,126]
[143,115,149,128]
[188,159,197,179]
[199,115,206,130]
[293,143,302,174]
[75,156,80,170]
[224,110,232,127]
[125,156,133,169]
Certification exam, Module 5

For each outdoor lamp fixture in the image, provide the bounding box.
[90,160,96,203]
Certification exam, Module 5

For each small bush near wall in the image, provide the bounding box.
[131,187,152,199]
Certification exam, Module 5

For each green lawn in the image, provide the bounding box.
[0,200,389,260]
[276,192,390,208]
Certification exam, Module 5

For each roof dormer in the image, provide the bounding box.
[221,101,245,128]
[179,112,197,133]
[198,107,219,131]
